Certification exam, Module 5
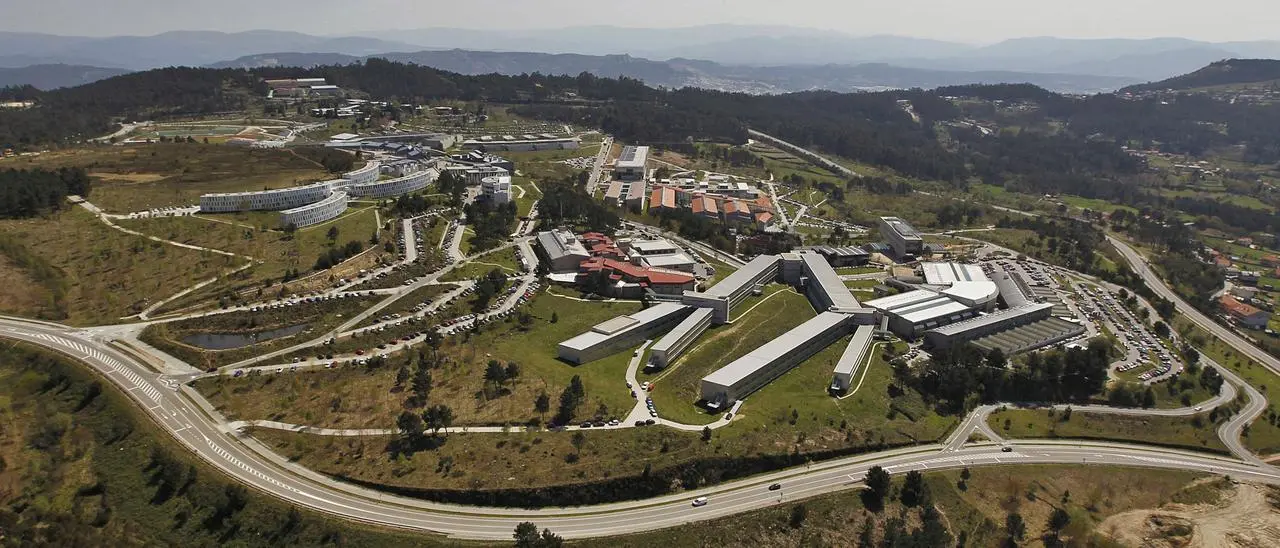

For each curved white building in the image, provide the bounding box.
[340,161,381,185]
[200,180,336,213]
[279,191,348,228]
[346,170,431,198]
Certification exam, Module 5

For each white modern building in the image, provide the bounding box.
[615,146,650,180]
[879,216,924,259]
[340,161,381,185]
[535,229,591,272]
[481,175,512,205]
[831,325,876,393]
[624,239,697,273]
[557,303,692,364]
[279,191,348,228]
[700,311,855,407]
[200,180,336,213]
[864,289,982,339]
[682,254,782,323]
[346,170,432,198]
[649,307,714,369]
[921,262,988,285]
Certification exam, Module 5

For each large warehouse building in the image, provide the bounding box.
[864,289,984,339]
[921,302,1065,352]
[700,312,855,407]
[557,303,692,364]
[878,216,924,259]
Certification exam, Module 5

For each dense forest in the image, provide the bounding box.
[0,167,92,218]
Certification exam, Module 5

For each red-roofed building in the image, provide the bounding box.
[578,257,696,298]
[1220,295,1271,329]
[1214,256,1233,268]
[648,185,677,212]
[755,211,774,229]
[580,232,625,260]
[690,194,719,219]
[723,198,754,224]
[1262,254,1280,267]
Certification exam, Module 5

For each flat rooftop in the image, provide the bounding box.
[942,281,1000,304]
[834,325,876,376]
[616,145,650,169]
[702,311,850,387]
[801,252,862,310]
[650,307,714,354]
[865,289,943,312]
[921,262,989,285]
[560,302,689,351]
[928,302,1055,337]
[880,216,922,241]
[703,255,781,299]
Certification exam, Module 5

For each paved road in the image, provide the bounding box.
[1108,236,1280,376]
[4,317,1280,540]
[402,218,418,263]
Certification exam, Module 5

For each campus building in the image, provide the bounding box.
[200,180,337,213]
[791,252,869,314]
[577,257,697,298]
[831,325,876,393]
[278,191,348,228]
[535,229,592,272]
[345,170,432,198]
[878,216,923,259]
[623,239,697,273]
[615,146,650,180]
[481,175,512,205]
[682,254,782,323]
[700,312,855,407]
[921,302,1065,353]
[340,161,381,185]
[1221,295,1272,329]
[864,289,983,340]
[649,307,714,369]
[557,303,692,364]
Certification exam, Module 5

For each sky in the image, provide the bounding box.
[4,0,1280,43]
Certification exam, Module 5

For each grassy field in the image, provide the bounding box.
[195,293,642,428]
[351,284,459,328]
[440,248,521,282]
[0,143,335,213]
[0,208,238,325]
[641,286,816,424]
[988,408,1229,454]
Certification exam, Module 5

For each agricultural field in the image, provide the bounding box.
[0,143,336,213]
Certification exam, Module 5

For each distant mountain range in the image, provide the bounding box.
[2,26,1280,93]
[209,50,1142,94]
[1122,59,1280,93]
[0,64,131,90]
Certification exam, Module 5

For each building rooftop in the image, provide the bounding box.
[941,281,1000,305]
[921,262,989,285]
[280,191,346,215]
[880,216,922,241]
[865,289,943,312]
[650,307,714,354]
[616,146,650,169]
[703,312,850,387]
[927,303,1055,337]
[203,179,334,199]
[899,299,973,324]
[642,253,697,269]
[560,303,689,351]
[631,240,680,253]
[801,252,862,310]
[834,325,876,376]
[536,229,590,262]
[703,255,781,299]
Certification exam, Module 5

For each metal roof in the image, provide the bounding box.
[927,303,1054,337]
[616,146,650,169]
[593,316,639,335]
[801,252,861,310]
[921,262,989,285]
[536,230,590,261]
[834,325,876,376]
[650,307,714,354]
[559,303,689,351]
[865,289,943,312]
[941,281,1000,305]
[703,255,781,298]
[880,216,922,240]
[702,312,849,387]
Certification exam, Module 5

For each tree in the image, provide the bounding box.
[863,466,891,508]
[326,226,340,242]
[900,470,926,507]
[1048,507,1071,533]
[554,375,586,425]
[396,410,423,440]
[550,311,559,323]
[423,404,454,435]
[505,362,521,384]
[534,392,551,421]
[394,365,410,389]
[370,230,380,246]
[513,522,562,548]
[788,503,808,528]
[283,223,298,239]
[1006,512,1026,540]
[409,367,433,407]
[485,360,508,386]
[701,426,712,442]
[986,347,1007,369]
[1141,386,1156,408]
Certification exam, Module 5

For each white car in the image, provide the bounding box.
[691,497,708,507]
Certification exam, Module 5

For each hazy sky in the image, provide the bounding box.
[5,0,1280,42]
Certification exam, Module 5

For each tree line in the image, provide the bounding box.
[0,167,91,218]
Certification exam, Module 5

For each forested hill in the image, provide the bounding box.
[1121,58,1280,93]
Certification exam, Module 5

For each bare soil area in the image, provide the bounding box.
[1099,481,1280,547]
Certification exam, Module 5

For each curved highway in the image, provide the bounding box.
[3,315,1279,540]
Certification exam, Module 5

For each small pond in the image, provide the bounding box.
[181,324,310,350]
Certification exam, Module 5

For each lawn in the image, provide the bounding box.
[440,248,521,282]
[351,284,459,328]
[0,208,238,325]
[1174,316,1280,457]
[0,143,335,213]
[987,407,1229,454]
[195,293,643,428]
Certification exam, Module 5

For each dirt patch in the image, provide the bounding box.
[0,254,53,316]
[88,172,167,184]
[1098,482,1280,547]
